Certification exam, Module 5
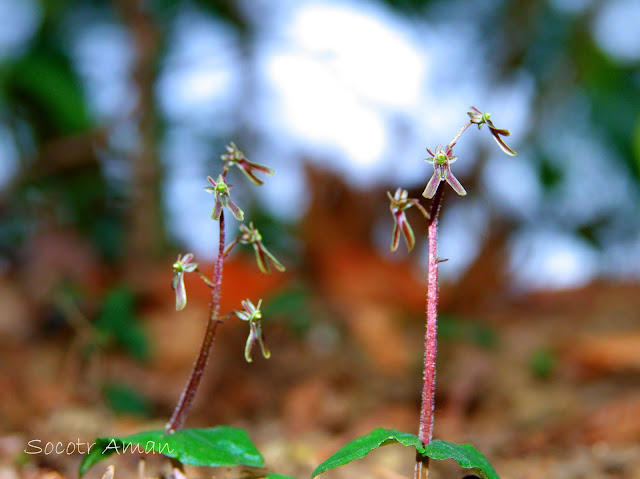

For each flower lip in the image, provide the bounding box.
[205,174,244,221]
[423,145,466,198]
[172,253,198,311]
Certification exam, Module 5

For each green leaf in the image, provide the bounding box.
[311,428,423,478]
[266,474,298,479]
[311,429,500,479]
[165,427,264,468]
[79,426,264,477]
[423,440,500,479]
[80,430,166,477]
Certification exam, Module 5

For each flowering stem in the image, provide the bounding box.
[414,182,445,479]
[448,121,472,150]
[165,210,227,433]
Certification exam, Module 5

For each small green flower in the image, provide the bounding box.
[221,142,275,185]
[172,253,198,311]
[239,222,286,274]
[468,106,516,156]
[387,187,429,252]
[235,298,270,362]
[204,175,244,221]
[423,145,467,199]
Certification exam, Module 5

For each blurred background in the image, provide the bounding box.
[1,0,640,478]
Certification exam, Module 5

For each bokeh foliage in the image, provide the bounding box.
[1,0,638,267]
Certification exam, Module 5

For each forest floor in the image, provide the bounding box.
[1,259,639,479]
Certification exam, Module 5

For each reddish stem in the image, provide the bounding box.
[414,183,445,479]
[448,121,472,150]
[166,211,227,433]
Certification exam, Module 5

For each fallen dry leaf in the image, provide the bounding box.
[563,332,640,375]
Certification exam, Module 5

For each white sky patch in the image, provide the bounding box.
[546,130,633,224]
[0,0,40,59]
[266,52,387,175]
[157,6,238,129]
[160,68,232,119]
[69,21,136,120]
[482,151,542,220]
[256,154,309,220]
[261,1,428,184]
[162,128,221,257]
[509,229,599,290]
[291,2,426,108]
[436,199,489,281]
[592,0,640,63]
[483,71,535,149]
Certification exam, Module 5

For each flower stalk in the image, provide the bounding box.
[165,143,283,434]
[386,108,515,479]
[166,210,227,433]
[415,183,444,479]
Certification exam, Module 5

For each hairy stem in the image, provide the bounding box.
[166,211,227,433]
[448,121,472,150]
[414,183,445,479]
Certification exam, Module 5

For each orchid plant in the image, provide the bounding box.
[166,142,284,433]
[312,107,515,479]
[80,143,286,477]
[81,109,516,479]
